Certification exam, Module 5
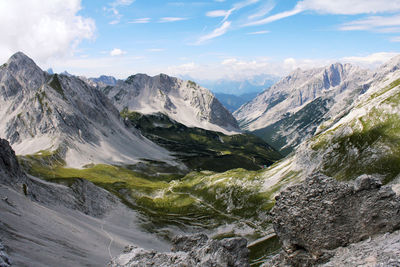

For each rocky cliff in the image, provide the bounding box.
[263,173,400,266]
[234,63,371,154]
[0,52,172,168]
[102,73,240,134]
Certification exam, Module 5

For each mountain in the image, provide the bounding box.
[89,75,117,87]
[234,63,372,155]
[102,74,240,134]
[0,138,169,266]
[121,110,282,172]
[0,52,173,168]
[184,74,279,95]
[214,92,259,112]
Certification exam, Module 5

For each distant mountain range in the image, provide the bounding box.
[180,74,279,96]
[214,92,259,112]
[234,62,372,155]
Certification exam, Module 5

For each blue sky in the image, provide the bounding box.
[1,0,400,80]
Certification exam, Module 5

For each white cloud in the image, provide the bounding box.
[244,6,304,26]
[196,21,232,44]
[244,0,400,27]
[129,18,151,23]
[206,10,231,18]
[248,0,275,20]
[0,0,95,63]
[298,0,400,15]
[46,55,145,79]
[342,52,400,68]
[164,57,332,80]
[105,0,135,24]
[110,48,127,56]
[247,30,270,35]
[339,14,400,32]
[159,17,187,23]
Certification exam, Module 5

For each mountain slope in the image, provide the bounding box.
[0,52,173,168]
[234,63,371,154]
[121,110,282,172]
[214,92,259,112]
[102,74,240,134]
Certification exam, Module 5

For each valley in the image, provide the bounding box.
[0,51,400,267]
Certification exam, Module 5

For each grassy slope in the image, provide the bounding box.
[121,109,282,172]
[309,78,400,183]
[19,151,277,241]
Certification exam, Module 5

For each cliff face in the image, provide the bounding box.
[263,173,400,266]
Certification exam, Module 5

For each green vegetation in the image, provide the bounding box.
[187,80,197,88]
[121,110,282,172]
[19,150,276,241]
[368,78,400,102]
[48,74,65,98]
[253,97,332,156]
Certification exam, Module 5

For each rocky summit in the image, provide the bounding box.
[102,73,240,134]
[265,173,400,266]
[109,234,249,267]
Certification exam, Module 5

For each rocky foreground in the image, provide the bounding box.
[264,173,400,266]
[109,234,249,267]
[111,173,400,267]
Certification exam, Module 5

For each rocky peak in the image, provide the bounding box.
[1,52,46,93]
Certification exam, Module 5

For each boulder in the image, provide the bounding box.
[109,234,249,267]
[270,173,400,265]
[0,240,11,267]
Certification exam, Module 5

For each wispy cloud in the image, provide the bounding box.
[206,10,231,18]
[202,0,260,43]
[339,14,400,32]
[244,6,303,26]
[196,21,231,44]
[390,36,400,42]
[342,52,400,68]
[159,17,187,23]
[105,0,135,24]
[244,0,400,27]
[247,30,269,35]
[110,48,127,56]
[248,0,275,20]
[129,18,151,24]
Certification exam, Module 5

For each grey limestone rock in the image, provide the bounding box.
[0,240,11,267]
[109,233,249,267]
[269,173,400,266]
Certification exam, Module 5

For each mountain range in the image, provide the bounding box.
[0,52,173,168]
[234,62,372,155]
[0,51,399,266]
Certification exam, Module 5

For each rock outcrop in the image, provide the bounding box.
[265,173,400,266]
[0,137,118,217]
[0,240,11,267]
[109,234,249,267]
[0,138,25,185]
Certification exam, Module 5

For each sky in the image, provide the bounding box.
[1,0,400,81]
